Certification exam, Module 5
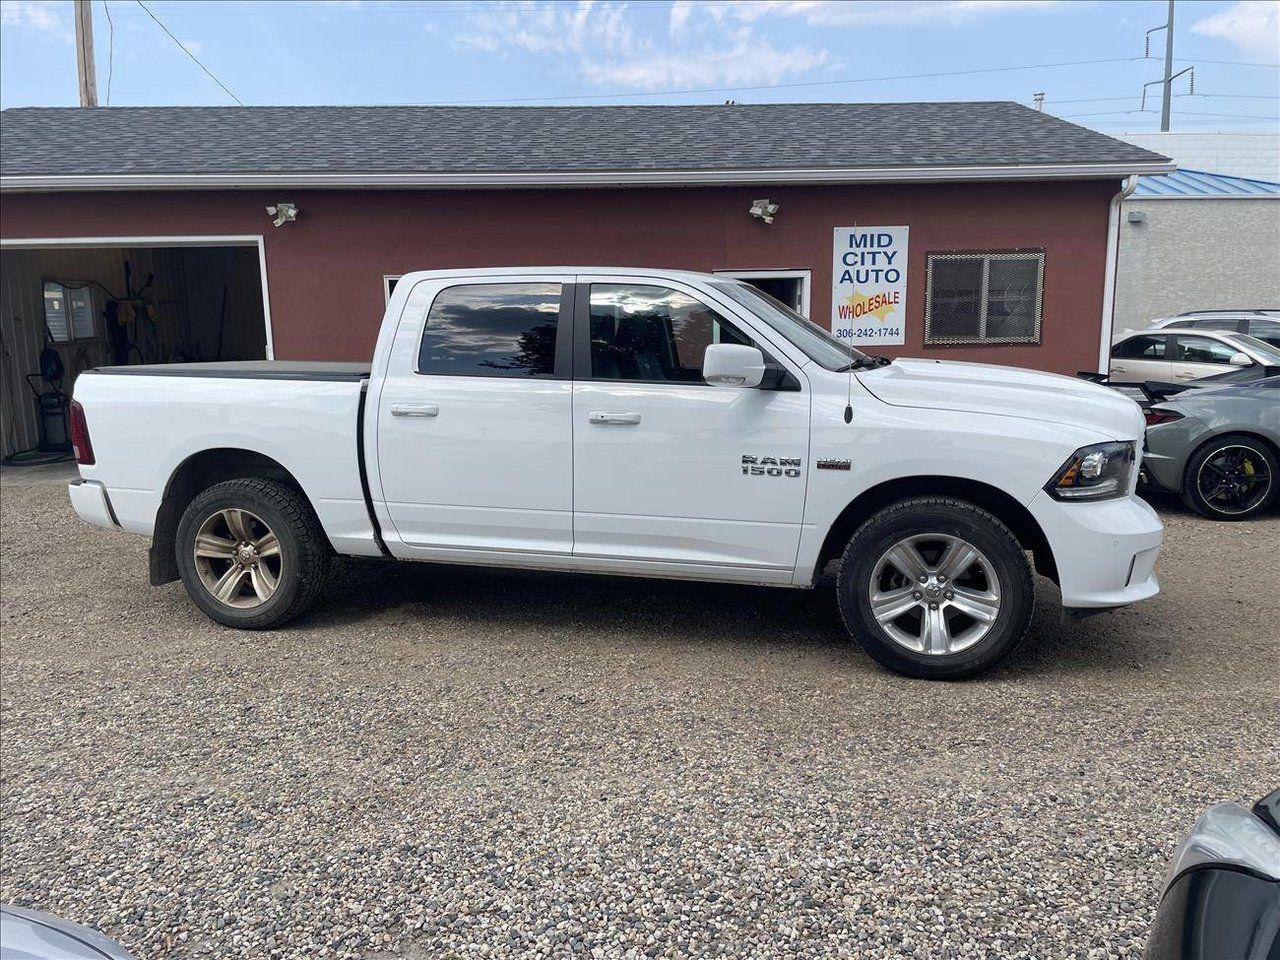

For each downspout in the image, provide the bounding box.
[1098,174,1140,373]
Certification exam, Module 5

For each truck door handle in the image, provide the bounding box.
[588,411,641,425]
[391,403,439,418]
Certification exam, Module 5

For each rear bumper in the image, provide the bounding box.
[68,480,119,530]
[1029,491,1163,608]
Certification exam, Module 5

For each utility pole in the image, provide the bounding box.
[1160,0,1175,132]
[74,0,98,107]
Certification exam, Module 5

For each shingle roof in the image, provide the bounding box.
[1132,168,1280,198]
[0,102,1169,178]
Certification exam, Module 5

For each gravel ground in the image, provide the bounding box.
[2,477,1277,959]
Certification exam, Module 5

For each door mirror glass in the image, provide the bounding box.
[1229,351,1252,367]
[703,343,765,388]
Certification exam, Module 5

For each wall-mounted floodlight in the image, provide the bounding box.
[749,199,779,225]
[267,202,299,227]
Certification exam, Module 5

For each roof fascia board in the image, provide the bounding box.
[0,161,1175,192]
[1126,193,1279,201]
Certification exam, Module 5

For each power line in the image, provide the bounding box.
[1062,107,1279,120]
[134,0,243,105]
[430,56,1151,105]
[102,0,115,106]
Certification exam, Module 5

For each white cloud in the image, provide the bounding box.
[181,38,203,56]
[456,0,831,92]
[1191,0,1280,59]
[0,0,73,42]
[694,0,1063,27]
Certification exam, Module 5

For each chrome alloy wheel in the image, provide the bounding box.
[1196,445,1273,516]
[868,534,1001,656]
[193,508,283,609]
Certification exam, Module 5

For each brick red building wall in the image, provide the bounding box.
[0,178,1118,374]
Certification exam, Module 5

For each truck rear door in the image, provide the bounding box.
[372,275,575,555]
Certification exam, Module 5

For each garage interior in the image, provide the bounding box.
[1,242,267,461]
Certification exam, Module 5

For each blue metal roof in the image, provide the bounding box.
[1133,168,1280,198]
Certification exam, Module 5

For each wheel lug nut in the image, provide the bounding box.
[912,591,922,600]
[918,575,928,583]
[945,591,954,600]
[929,602,939,610]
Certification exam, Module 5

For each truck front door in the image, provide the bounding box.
[373,276,574,555]
[570,280,808,579]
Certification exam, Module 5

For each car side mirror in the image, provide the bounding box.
[703,343,765,388]
[1229,352,1252,367]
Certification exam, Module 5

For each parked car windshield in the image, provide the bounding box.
[710,280,870,371]
[1231,334,1280,364]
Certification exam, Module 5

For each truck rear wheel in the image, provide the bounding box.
[836,496,1034,680]
[175,478,330,629]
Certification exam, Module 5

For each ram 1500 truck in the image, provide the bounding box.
[68,268,1163,679]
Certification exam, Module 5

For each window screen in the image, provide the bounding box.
[924,252,1044,345]
[418,283,561,377]
[588,283,751,383]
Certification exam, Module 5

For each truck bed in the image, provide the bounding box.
[92,361,371,382]
[74,363,381,558]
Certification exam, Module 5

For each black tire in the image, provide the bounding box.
[836,496,1034,680]
[175,478,330,629]
[1180,433,1278,521]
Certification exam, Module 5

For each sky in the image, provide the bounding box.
[0,0,1277,134]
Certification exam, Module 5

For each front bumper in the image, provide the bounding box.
[1028,491,1163,608]
[68,479,119,530]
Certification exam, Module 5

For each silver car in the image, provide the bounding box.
[1144,309,1280,349]
[1142,376,1280,519]
[1110,329,1280,385]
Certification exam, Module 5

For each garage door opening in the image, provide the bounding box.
[1,239,270,461]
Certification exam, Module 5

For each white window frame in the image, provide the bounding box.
[924,251,1044,346]
[713,269,812,319]
[42,279,99,343]
[383,275,402,304]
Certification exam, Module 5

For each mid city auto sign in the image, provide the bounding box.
[832,226,908,347]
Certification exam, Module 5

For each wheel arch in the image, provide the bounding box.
[150,448,328,586]
[814,476,1057,585]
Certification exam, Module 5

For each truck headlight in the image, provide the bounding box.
[1045,441,1135,501]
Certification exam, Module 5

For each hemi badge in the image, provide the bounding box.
[817,459,852,471]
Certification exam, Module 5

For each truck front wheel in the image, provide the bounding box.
[175,478,330,629]
[836,496,1034,680]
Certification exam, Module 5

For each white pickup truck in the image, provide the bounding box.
[68,268,1162,679]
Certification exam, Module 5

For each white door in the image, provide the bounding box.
[1109,334,1172,383]
[571,279,809,578]
[1170,333,1246,381]
[375,277,575,554]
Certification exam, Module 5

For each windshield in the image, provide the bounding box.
[710,280,871,371]
[1233,334,1280,364]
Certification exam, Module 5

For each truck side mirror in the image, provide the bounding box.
[1228,352,1252,367]
[703,344,765,388]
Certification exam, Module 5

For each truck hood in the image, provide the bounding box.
[857,358,1144,441]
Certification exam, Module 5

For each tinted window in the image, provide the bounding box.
[1172,335,1238,365]
[1189,317,1244,331]
[419,283,561,377]
[589,284,750,383]
[1246,318,1280,340]
[1113,335,1166,359]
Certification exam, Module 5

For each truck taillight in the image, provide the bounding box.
[69,399,95,465]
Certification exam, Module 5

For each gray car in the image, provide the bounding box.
[1142,376,1280,520]
[0,905,134,960]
